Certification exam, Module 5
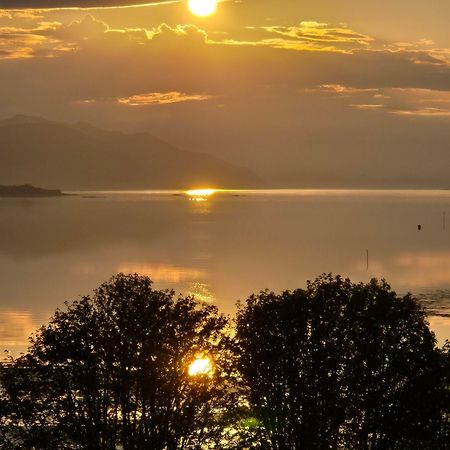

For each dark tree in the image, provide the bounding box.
[435,340,450,449]
[236,274,445,450]
[342,279,443,450]
[0,273,235,450]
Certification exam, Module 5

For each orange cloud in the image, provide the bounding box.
[391,107,450,117]
[313,84,450,118]
[350,104,385,110]
[261,21,372,45]
[242,21,374,53]
[308,84,379,94]
[117,91,213,106]
[0,20,72,59]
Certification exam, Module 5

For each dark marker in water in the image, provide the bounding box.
[418,225,422,231]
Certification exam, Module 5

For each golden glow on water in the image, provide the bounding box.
[188,0,217,17]
[0,309,36,346]
[185,189,217,204]
[188,356,213,377]
[186,189,217,197]
[118,263,205,283]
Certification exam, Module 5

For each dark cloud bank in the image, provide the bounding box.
[0,0,169,9]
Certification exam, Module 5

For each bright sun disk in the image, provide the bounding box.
[188,356,213,377]
[188,0,217,17]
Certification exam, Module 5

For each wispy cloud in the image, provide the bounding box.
[390,107,450,117]
[308,84,379,94]
[314,84,450,118]
[350,103,385,110]
[0,21,65,59]
[117,91,213,106]
[242,21,373,53]
[259,21,372,45]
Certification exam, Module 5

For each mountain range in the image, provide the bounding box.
[0,115,261,190]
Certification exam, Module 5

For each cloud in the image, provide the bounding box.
[350,103,384,110]
[117,91,213,105]
[0,20,64,59]
[304,84,450,117]
[0,0,175,9]
[308,83,450,118]
[349,88,450,117]
[261,21,372,45]
[390,107,450,117]
[149,22,208,46]
[308,84,379,94]
[242,21,373,53]
[0,14,152,58]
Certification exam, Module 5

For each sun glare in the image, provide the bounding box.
[188,356,213,377]
[188,0,218,17]
[185,189,216,197]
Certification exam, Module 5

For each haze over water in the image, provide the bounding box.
[1,189,449,356]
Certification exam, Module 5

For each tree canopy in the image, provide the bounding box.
[0,273,448,449]
[0,273,235,450]
[235,274,447,450]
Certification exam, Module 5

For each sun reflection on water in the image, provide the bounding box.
[185,189,217,202]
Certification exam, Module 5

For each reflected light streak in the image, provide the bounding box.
[185,188,218,206]
[118,263,205,283]
[0,309,36,346]
[394,252,450,287]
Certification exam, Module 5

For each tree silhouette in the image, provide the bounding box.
[1,273,447,449]
[436,340,450,449]
[0,274,235,450]
[235,274,445,450]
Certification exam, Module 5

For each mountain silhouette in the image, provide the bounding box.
[0,115,261,190]
[0,183,63,197]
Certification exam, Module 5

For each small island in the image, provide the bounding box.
[0,184,63,197]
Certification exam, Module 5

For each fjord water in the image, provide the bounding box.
[1,189,449,356]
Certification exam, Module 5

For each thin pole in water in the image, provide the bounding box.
[366,249,369,271]
[444,212,446,231]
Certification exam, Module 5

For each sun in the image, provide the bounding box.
[188,0,218,17]
[188,356,213,377]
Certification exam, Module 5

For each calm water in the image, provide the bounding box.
[1,189,450,356]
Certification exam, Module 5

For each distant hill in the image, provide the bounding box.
[0,115,261,190]
[0,184,63,197]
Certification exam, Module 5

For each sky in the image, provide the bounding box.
[0,0,450,187]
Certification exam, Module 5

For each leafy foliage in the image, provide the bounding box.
[0,273,448,449]
[236,274,447,450]
[0,274,235,450]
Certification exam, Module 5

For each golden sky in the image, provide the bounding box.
[0,0,450,186]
